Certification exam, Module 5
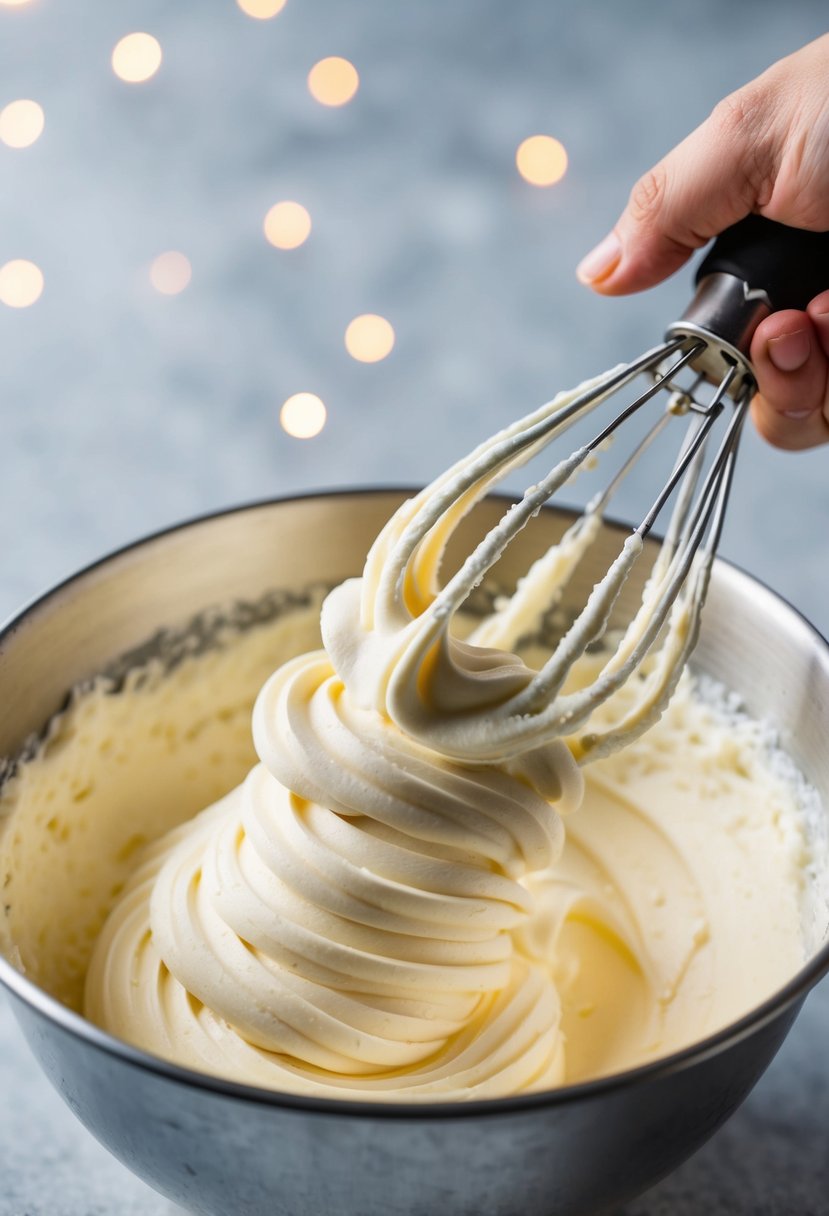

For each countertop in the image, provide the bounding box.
[1,1,828,1212]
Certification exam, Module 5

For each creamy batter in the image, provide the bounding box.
[0,594,817,1100]
[0,379,823,1101]
[73,660,813,1098]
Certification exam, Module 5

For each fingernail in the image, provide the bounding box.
[576,232,621,284]
[781,409,815,420]
[767,329,811,372]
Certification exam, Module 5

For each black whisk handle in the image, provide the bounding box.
[696,215,829,313]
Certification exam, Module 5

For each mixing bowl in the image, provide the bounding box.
[0,490,827,1216]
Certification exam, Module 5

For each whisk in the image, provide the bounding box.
[338,216,829,765]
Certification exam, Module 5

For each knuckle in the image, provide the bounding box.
[627,166,667,225]
[765,133,829,228]
[709,86,777,206]
[710,89,756,139]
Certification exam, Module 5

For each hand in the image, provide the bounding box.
[576,34,829,450]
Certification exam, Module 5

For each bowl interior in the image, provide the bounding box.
[1,490,828,1012]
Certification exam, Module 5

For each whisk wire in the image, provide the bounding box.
[508,358,740,715]
[638,361,739,539]
[586,411,672,519]
[572,385,752,760]
[363,315,755,762]
[374,350,679,620]
[426,343,710,630]
[379,338,692,616]
[584,342,704,454]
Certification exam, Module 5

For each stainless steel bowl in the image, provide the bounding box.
[1,490,827,1216]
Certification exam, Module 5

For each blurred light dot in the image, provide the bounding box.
[280,393,326,439]
[307,57,359,107]
[237,0,286,17]
[0,99,44,148]
[345,314,395,363]
[0,259,43,308]
[516,135,568,187]
[112,33,162,84]
[0,0,34,6]
[150,251,191,296]
[264,201,311,250]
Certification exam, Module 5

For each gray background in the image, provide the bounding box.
[1,1,827,1212]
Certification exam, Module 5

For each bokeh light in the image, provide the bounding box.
[0,100,44,149]
[280,393,327,439]
[237,0,287,17]
[0,0,33,6]
[149,251,192,296]
[111,33,162,84]
[0,259,43,308]
[345,314,395,363]
[264,200,312,249]
[515,135,568,187]
[307,57,359,107]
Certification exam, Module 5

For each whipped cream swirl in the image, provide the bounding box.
[85,645,580,1096]
[85,374,718,1099]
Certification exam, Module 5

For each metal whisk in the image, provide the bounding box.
[356,217,829,764]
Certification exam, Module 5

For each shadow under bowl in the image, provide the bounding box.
[1,490,828,1216]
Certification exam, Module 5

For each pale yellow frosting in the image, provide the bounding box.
[77,381,814,1101]
[80,658,811,1098]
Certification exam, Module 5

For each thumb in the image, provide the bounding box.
[577,89,779,296]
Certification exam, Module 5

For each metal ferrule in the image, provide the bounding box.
[665,272,771,398]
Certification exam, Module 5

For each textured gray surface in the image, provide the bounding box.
[1,1,828,1213]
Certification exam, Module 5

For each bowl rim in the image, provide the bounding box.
[1,485,828,1121]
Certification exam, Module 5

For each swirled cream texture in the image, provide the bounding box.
[85,647,580,1095]
[81,649,814,1097]
[79,384,817,1100]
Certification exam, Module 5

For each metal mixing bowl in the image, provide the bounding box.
[1,490,827,1216]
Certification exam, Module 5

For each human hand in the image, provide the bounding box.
[576,34,829,450]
